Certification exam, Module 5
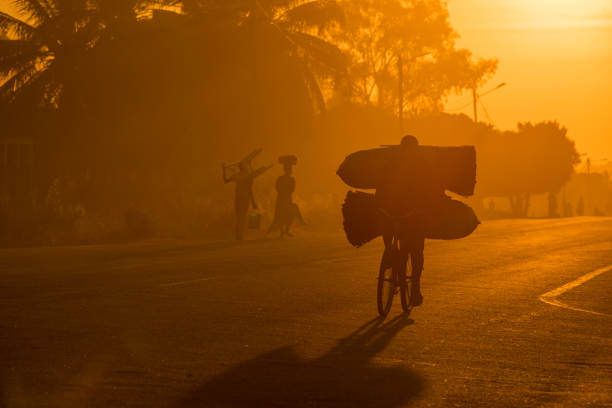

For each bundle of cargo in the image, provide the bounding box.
[337,145,476,196]
[338,145,480,247]
[342,191,381,247]
[342,191,479,247]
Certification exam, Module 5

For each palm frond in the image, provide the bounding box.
[138,0,182,13]
[260,0,290,13]
[282,0,344,31]
[53,0,91,15]
[182,0,250,14]
[286,30,346,72]
[151,8,184,24]
[13,0,56,22]
[297,57,325,113]
[0,39,46,75]
[0,61,39,101]
[15,62,58,105]
[5,62,58,106]
[0,12,36,39]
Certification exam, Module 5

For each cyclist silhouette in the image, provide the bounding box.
[375,135,445,306]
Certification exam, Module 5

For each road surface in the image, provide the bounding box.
[1,217,611,407]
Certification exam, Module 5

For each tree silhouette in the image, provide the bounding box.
[0,0,173,106]
[0,0,91,105]
[475,121,580,217]
[402,115,580,217]
[178,0,347,113]
[1,0,564,241]
[325,0,497,112]
[0,0,347,213]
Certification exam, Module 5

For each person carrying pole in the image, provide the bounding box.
[223,149,272,240]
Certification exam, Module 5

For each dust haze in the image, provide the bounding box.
[1,1,611,407]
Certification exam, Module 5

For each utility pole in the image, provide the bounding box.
[398,55,404,136]
[586,157,591,215]
[471,83,505,123]
[472,88,478,122]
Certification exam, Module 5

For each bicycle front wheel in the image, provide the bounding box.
[377,253,396,316]
[399,253,412,313]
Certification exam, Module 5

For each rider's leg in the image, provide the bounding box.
[381,220,394,268]
[398,244,410,278]
[410,237,425,306]
[381,217,393,248]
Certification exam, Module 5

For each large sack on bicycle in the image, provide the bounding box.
[342,191,381,247]
[423,197,480,240]
[337,145,476,197]
[341,192,479,247]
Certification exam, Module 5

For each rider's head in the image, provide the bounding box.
[399,135,418,154]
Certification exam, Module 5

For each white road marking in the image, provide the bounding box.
[539,265,612,316]
[159,277,216,287]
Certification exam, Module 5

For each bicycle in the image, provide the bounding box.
[377,210,414,317]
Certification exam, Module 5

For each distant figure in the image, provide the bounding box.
[563,201,573,217]
[488,199,496,213]
[268,155,305,238]
[576,197,584,216]
[223,151,272,240]
[548,192,559,218]
[375,135,446,306]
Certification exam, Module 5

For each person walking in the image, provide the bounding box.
[223,153,271,240]
[268,155,304,238]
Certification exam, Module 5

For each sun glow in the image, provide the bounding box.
[447,0,612,160]
[515,0,612,29]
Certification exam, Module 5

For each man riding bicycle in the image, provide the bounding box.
[375,135,446,306]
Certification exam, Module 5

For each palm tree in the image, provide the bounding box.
[0,0,172,107]
[0,1,92,105]
[180,0,347,113]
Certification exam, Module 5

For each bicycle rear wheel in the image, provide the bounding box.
[377,251,396,316]
[399,253,412,313]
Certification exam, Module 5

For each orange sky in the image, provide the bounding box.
[446,0,612,166]
[1,0,611,163]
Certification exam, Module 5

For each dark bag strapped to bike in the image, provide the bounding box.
[338,144,480,248]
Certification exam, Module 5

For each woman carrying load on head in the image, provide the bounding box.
[268,155,305,238]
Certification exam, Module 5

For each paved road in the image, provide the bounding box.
[1,218,611,407]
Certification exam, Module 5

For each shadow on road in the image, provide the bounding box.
[180,315,424,407]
